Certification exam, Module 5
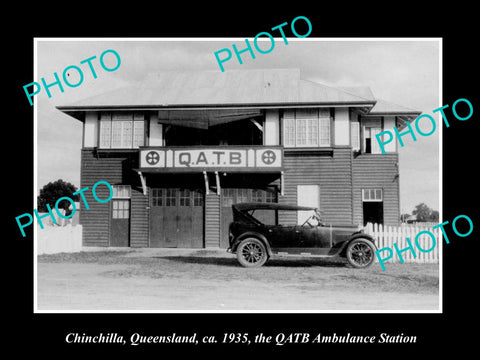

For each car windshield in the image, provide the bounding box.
[300,211,321,226]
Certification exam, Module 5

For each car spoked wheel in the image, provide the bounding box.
[346,238,376,268]
[236,238,268,268]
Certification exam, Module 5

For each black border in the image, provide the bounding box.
[8,6,479,355]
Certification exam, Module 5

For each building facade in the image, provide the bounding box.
[57,69,421,248]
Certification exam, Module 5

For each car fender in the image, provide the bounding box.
[338,233,377,257]
[232,232,273,257]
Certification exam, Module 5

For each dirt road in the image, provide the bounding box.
[37,249,440,311]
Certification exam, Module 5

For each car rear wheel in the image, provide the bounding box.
[346,238,376,268]
[236,238,268,268]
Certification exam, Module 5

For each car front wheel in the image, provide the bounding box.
[346,238,376,268]
[236,238,268,268]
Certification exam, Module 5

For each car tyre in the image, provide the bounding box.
[346,238,376,268]
[236,238,268,268]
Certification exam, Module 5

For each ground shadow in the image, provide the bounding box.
[267,258,347,268]
[156,256,237,266]
[157,255,347,268]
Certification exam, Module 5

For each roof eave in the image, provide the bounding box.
[366,111,421,116]
[56,101,376,116]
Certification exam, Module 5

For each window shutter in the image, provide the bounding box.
[111,121,123,148]
[319,115,330,147]
[283,110,295,147]
[121,120,133,148]
[133,121,145,148]
[99,113,111,148]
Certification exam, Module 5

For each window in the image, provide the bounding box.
[112,185,131,199]
[111,186,131,219]
[237,189,249,203]
[99,113,111,148]
[362,189,383,202]
[221,189,235,207]
[193,191,204,206]
[283,115,296,147]
[296,118,307,146]
[351,122,360,151]
[283,109,330,147]
[265,190,276,203]
[165,189,176,206]
[112,199,130,219]
[99,112,145,149]
[151,188,163,207]
[222,188,277,206]
[151,188,203,207]
[179,189,191,206]
[318,109,331,147]
[133,120,145,148]
[251,189,264,203]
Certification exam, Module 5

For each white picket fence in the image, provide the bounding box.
[365,223,440,263]
[37,224,83,255]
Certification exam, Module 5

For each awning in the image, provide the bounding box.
[157,109,262,129]
[133,169,285,197]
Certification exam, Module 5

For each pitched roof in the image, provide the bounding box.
[369,98,421,115]
[340,86,376,101]
[56,69,375,111]
[341,87,421,115]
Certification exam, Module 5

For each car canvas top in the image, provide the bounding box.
[232,202,317,212]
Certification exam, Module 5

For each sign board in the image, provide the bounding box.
[139,147,283,171]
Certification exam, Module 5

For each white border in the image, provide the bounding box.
[33,38,39,313]
[34,37,443,314]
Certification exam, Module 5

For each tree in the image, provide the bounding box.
[412,203,438,222]
[37,179,79,213]
[428,210,439,222]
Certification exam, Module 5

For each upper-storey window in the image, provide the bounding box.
[283,109,331,148]
[99,112,145,149]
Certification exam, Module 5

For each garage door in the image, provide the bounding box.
[150,188,204,248]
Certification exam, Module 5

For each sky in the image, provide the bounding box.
[35,38,440,214]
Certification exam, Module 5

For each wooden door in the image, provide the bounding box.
[111,199,130,247]
[177,189,204,248]
[150,188,204,248]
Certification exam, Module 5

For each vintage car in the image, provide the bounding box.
[227,203,377,268]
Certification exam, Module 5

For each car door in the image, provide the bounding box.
[295,224,332,250]
[264,224,298,249]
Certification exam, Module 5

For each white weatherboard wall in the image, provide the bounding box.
[264,110,279,145]
[149,113,163,146]
[84,112,98,147]
[334,108,350,146]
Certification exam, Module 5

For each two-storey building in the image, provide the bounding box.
[57,69,421,248]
